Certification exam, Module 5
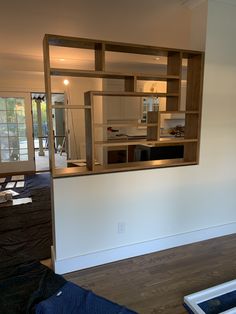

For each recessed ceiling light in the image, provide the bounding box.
[59,58,65,61]
[63,79,69,86]
[154,57,160,61]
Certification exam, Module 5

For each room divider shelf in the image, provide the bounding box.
[43,34,204,177]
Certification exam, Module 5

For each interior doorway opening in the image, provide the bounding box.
[31,93,67,172]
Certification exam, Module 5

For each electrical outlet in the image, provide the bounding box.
[117,222,126,234]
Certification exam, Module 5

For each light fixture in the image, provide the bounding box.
[59,58,65,61]
[154,57,160,61]
[63,79,69,86]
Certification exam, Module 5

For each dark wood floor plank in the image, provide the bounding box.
[64,234,236,313]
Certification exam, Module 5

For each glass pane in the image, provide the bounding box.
[0,124,8,136]
[6,98,16,110]
[20,154,28,161]
[0,137,9,149]
[17,110,25,123]
[0,98,6,110]
[10,149,20,161]
[18,124,26,137]
[20,148,28,154]
[0,111,7,123]
[9,136,19,161]
[9,137,19,149]
[8,123,18,136]
[15,98,25,110]
[19,137,28,149]
[7,110,17,123]
[1,150,10,162]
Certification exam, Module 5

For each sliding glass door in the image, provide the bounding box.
[0,92,35,174]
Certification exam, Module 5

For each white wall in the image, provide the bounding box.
[190,0,208,50]
[52,1,236,273]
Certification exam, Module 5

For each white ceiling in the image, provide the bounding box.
[0,0,206,72]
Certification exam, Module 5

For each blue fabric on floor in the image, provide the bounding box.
[35,282,137,314]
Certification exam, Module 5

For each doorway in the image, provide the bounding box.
[0,92,35,174]
[31,93,67,172]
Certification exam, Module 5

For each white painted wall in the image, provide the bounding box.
[52,0,236,273]
[190,0,208,50]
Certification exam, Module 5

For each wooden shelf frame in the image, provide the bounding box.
[43,34,204,177]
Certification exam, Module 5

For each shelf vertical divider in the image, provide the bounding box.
[43,35,56,174]
[166,51,181,111]
[84,92,94,171]
[95,42,105,71]
[157,111,161,141]
[147,111,159,141]
[185,53,204,163]
[185,113,199,140]
[124,76,137,92]
[178,51,183,111]
[184,142,198,162]
[186,54,202,111]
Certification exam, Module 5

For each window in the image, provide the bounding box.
[0,97,28,162]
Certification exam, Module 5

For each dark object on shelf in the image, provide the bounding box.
[135,145,184,161]
[108,149,127,164]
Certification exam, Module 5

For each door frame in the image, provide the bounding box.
[0,92,35,174]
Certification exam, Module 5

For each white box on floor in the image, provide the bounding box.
[184,279,236,313]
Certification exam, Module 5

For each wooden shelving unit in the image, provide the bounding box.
[43,34,204,177]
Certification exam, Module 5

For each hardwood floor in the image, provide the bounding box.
[64,234,236,313]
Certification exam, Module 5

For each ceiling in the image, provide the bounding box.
[0,0,206,73]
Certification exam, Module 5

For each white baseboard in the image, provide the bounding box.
[53,222,236,274]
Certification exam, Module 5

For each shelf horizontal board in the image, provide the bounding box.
[52,159,198,178]
[105,43,203,57]
[51,105,91,109]
[52,166,90,177]
[159,110,199,114]
[88,91,178,97]
[94,123,156,127]
[51,68,129,79]
[98,159,196,171]
[94,138,198,147]
[45,34,97,49]
[136,74,179,81]
[95,140,151,146]
[50,68,180,81]
[45,34,203,56]
[159,138,198,143]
